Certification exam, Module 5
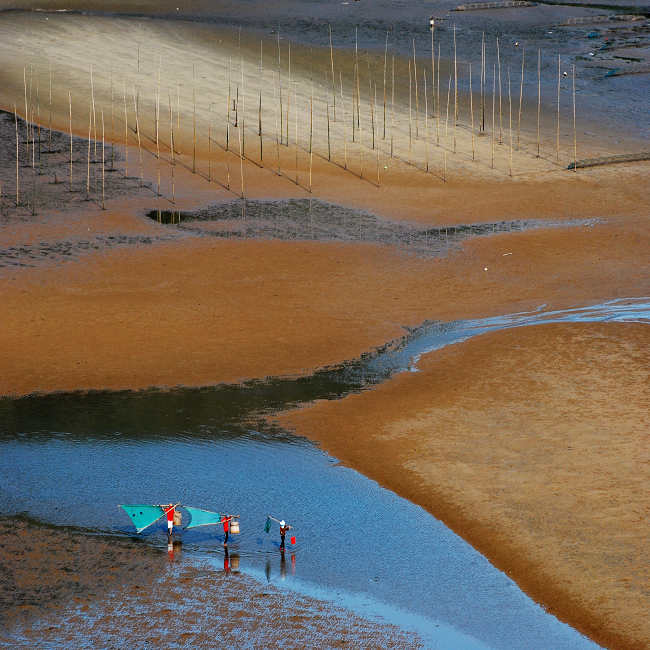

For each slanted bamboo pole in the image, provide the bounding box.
[453,25,458,127]
[294,81,298,185]
[239,95,245,198]
[327,102,331,161]
[436,43,441,145]
[277,29,283,147]
[309,90,313,192]
[227,57,231,151]
[391,54,395,157]
[445,76,451,136]
[110,70,115,169]
[90,64,97,158]
[169,90,175,203]
[355,27,360,128]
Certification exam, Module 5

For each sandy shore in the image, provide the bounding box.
[277,322,650,650]
[0,517,420,647]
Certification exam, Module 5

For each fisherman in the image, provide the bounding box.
[221,513,234,545]
[163,503,176,540]
[279,520,292,550]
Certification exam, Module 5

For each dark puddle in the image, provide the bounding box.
[147,198,598,256]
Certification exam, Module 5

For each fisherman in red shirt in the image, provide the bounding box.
[279,520,292,550]
[163,504,175,540]
[221,514,234,546]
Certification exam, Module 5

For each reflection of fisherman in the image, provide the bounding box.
[223,546,231,574]
[221,514,234,545]
[167,539,181,562]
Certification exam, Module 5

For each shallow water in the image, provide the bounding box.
[2,298,646,646]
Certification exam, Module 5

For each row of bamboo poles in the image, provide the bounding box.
[7,25,579,213]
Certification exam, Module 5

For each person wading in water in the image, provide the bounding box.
[221,514,234,545]
[279,520,292,550]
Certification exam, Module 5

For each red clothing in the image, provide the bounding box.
[222,516,230,532]
[165,506,175,522]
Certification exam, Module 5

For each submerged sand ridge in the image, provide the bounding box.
[277,322,650,650]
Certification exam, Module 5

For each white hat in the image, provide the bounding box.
[280,520,285,526]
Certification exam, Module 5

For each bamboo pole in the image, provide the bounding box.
[479,32,485,133]
[110,69,115,169]
[294,82,298,185]
[87,102,91,196]
[572,64,577,173]
[436,43,441,145]
[445,76,451,137]
[537,49,541,157]
[48,61,52,149]
[330,25,336,120]
[133,86,143,186]
[518,48,525,150]
[431,20,435,117]
[556,53,561,161]
[101,110,106,209]
[241,48,246,158]
[169,90,175,203]
[383,31,388,139]
[327,102,331,161]
[355,27,360,129]
[277,29,283,147]
[227,56,231,151]
[123,82,129,177]
[470,62,475,161]
[413,38,419,139]
[90,64,97,159]
[371,76,376,150]
[453,25,458,127]
[239,94,245,198]
[508,67,513,177]
[156,57,161,160]
[192,64,196,173]
[68,92,73,192]
[497,37,502,144]
[309,91,313,192]
[23,67,29,161]
[391,54,395,157]
[14,105,19,206]
[259,89,263,162]
[491,64,496,169]
[408,59,412,152]
[424,69,429,172]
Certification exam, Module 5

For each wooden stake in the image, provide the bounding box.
[408,59,412,151]
[436,43,441,145]
[391,54,395,157]
[355,27,360,129]
[90,65,97,159]
[110,69,115,169]
[227,57,231,152]
[286,42,291,146]
[192,64,196,173]
[327,102,331,161]
[277,29,283,148]
[424,68,429,172]
[453,25,458,127]
[87,102,91,196]
[48,60,53,149]
[169,90,175,203]
[133,86,143,186]
[431,20,436,117]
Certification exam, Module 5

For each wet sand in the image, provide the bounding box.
[0,517,420,647]
[277,322,650,650]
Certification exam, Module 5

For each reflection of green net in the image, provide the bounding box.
[264,517,272,533]
[120,505,164,533]
[185,507,222,529]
